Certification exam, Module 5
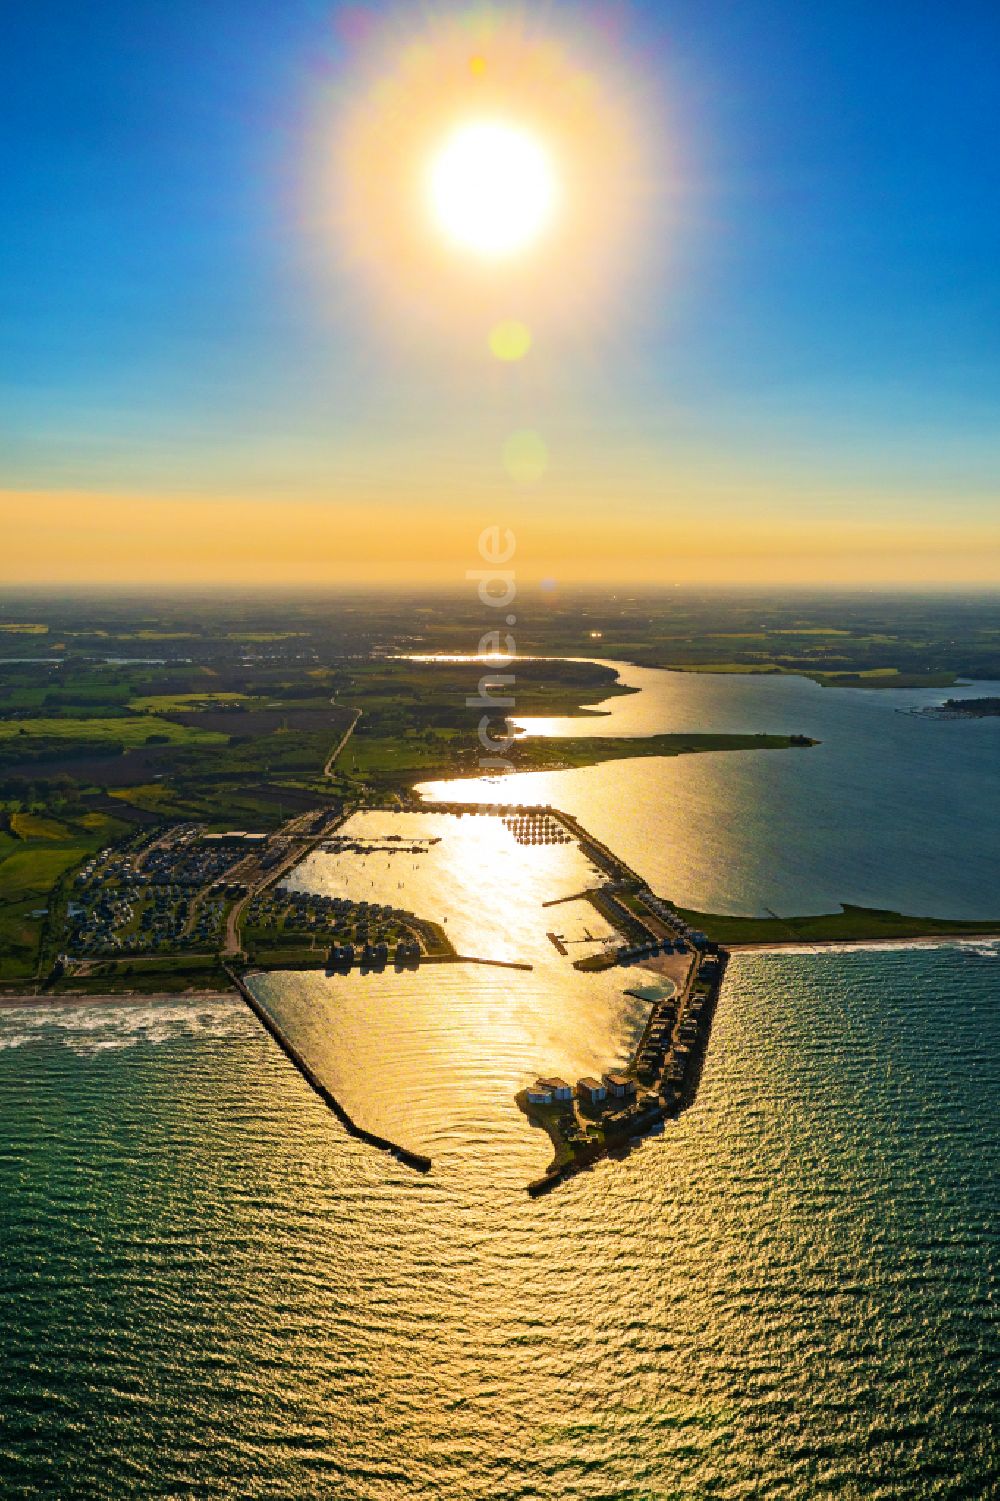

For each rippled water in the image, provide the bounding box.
[418,662,1000,920]
[1,944,996,1498]
[249,966,644,1174]
[2,666,997,1494]
[272,809,647,1165]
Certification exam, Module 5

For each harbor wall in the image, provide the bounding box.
[225,966,432,1173]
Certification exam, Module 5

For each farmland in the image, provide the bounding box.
[1,587,995,988]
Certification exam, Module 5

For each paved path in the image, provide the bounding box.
[222,811,348,958]
[324,706,361,777]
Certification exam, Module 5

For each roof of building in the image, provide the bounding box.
[577,1076,604,1091]
[538,1076,570,1091]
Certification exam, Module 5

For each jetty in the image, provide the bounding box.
[225,965,432,1174]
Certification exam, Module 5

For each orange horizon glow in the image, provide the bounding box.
[2,489,997,588]
[6,10,997,596]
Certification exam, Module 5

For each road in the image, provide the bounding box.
[324,706,361,777]
[225,699,361,958]
[222,810,347,958]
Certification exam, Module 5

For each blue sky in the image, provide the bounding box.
[2,0,999,582]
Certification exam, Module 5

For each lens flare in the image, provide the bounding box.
[503,429,549,485]
[489,320,532,361]
[329,7,650,343]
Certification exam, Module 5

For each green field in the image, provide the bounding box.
[9,811,73,840]
[674,903,1000,945]
[0,846,87,901]
[0,846,88,981]
[0,715,226,747]
[127,692,251,712]
[0,807,132,985]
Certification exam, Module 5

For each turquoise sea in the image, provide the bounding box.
[1,943,997,1498]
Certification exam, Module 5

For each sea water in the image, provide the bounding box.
[1,943,996,1498]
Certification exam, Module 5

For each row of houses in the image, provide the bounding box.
[638,888,709,948]
[617,936,687,965]
[635,997,680,1082]
[327,937,422,970]
[526,1071,637,1108]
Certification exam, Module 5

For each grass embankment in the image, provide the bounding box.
[47,955,232,995]
[243,949,327,970]
[674,903,1000,946]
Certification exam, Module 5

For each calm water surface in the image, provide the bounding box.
[274,810,642,1160]
[418,663,1000,920]
[1,945,996,1497]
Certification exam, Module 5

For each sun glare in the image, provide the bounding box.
[334,10,643,328]
[426,120,558,259]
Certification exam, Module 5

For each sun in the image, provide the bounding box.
[426,120,558,259]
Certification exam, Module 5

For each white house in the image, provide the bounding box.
[538,1076,573,1103]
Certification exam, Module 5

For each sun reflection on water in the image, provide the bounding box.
[256,810,648,1168]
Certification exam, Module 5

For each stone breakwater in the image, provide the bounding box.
[226,966,432,1173]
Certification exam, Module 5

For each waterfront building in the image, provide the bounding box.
[603,1071,636,1099]
[526,1082,554,1106]
[538,1077,573,1103]
[576,1077,607,1104]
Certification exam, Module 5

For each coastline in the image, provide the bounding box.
[0,988,238,1010]
[727,932,1000,953]
[3,930,995,1012]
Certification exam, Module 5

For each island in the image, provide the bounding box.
[919,696,1000,719]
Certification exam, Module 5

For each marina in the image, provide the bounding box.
[244,800,731,1192]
